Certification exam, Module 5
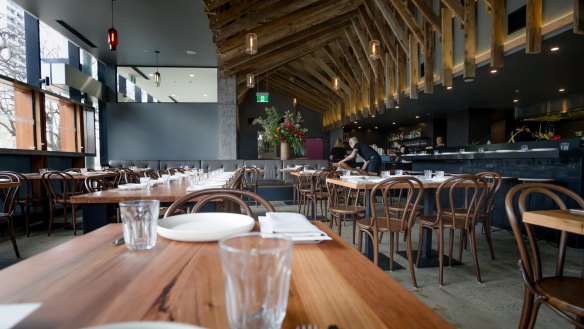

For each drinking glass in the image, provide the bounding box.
[459,148,465,153]
[521,144,528,151]
[424,170,433,179]
[118,200,159,251]
[39,168,48,175]
[80,168,88,175]
[395,170,403,176]
[139,177,151,190]
[478,147,485,154]
[161,174,171,185]
[381,171,390,179]
[219,233,293,329]
[435,171,445,179]
[304,165,309,171]
[560,142,569,151]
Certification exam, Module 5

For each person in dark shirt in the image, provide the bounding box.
[435,136,446,149]
[338,137,382,174]
[329,138,347,162]
[389,141,408,162]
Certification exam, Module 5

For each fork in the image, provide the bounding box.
[296,325,318,329]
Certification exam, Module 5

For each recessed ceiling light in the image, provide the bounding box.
[371,115,375,118]
[395,105,400,109]
[189,74,195,77]
[513,99,519,103]
[143,49,149,53]
[375,126,378,129]
[558,88,565,92]
[446,86,453,90]
[186,50,197,55]
[358,126,362,129]
[550,47,559,52]
[148,73,154,77]
[415,115,420,119]
[392,122,396,125]
[171,94,176,97]
[490,69,497,73]
[203,94,208,97]
[354,121,357,124]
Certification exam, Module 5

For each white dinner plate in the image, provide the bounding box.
[440,152,455,155]
[157,213,255,242]
[82,321,205,329]
[531,148,558,152]
[117,183,143,190]
[340,175,367,179]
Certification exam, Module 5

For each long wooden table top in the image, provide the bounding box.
[523,209,584,235]
[71,179,192,204]
[0,181,21,188]
[21,172,110,180]
[0,222,453,329]
[326,177,446,190]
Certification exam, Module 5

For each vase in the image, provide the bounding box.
[280,142,291,160]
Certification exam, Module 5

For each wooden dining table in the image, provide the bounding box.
[325,176,458,267]
[0,222,453,329]
[522,209,584,235]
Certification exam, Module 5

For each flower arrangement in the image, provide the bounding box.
[253,106,308,156]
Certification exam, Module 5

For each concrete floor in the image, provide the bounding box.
[0,203,581,329]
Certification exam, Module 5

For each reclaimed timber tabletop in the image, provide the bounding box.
[523,209,584,235]
[0,222,453,329]
[70,179,193,204]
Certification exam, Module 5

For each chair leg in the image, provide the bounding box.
[337,215,342,237]
[469,227,482,283]
[439,226,444,286]
[357,229,363,253]
[389,232,394,272]
[7,218,20,258]
[373,230,379,265]
[449,229,454,267]
[484,217,496,261]
[72,204,77,236]
[22,204,30,237]
[352,220,357,244]
[416,226,424,268]
[405,230,417,288]
[48,203,54,236]
[518,288,534,329]
[527,299,543,329]
[459,229,465,262]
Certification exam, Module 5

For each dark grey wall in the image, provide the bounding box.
[238,89,324,159]
[447,109,470,147]
[107,102,219,160]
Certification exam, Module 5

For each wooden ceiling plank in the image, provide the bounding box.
[373,0,410,56]
[392,0,425,45]
[282,64,341,100]
[215,0,319,42]
[271,76,332,110]
[410,0,442,34]
[274,69,339,105]
[308,53,351,95]
[356,7,386,69]
[351,19,379,79]
[483,0,493,13]
[490,0,505,68]
[344,28,371,83]
[270,78,326,113]
[362,0,397,62]
[441,7,453,88]
[423,21,435,94]
[211,0,268,30]
[335,39,362,84]
[385,51,395,108]
[575,0,584,35]
[300,57,351,99]
[204,0,233,12]
[218,0,360,53]
[441,0,465,21]
[409,34,419,100]
[526,0,542,54]
[463,0,477,81]
[323,45,358,89]
[222,12,353,70]
[396,45,406,104]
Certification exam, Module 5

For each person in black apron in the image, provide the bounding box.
[338,137,382,174]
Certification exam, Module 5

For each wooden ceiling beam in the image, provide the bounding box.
[269,78,327,113]
[274,68,339,105]
[526,0,542,54]
[334,39,362,84]
[441,0,465,22]
[210,0,269,30]
[362,1,397,62]
[463,0,477,81]
[214,0,318,42]
[423,20,435,94]
[222,11,354,70]
[391,0,425,45]
[575,0,584,35]
[299,57,350,99]
[409,34,419,99]
[270,76,331,111]
[441,7,453,88]
[351,18,379,79]
[344,28,371,83]
[356,8,386,69]
[323,45,357,89]
[308,53,351,95]
[490,0,505,68]
[410,0,442,34]
[281,64,342,102]
[372,0,410,56]
[204,0,233,13]
[218,0,360,54]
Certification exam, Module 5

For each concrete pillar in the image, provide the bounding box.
[217,71,237,159]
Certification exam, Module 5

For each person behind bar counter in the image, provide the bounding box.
[329,138,347,163]
[508,125,534,143]
[338,137,382,174]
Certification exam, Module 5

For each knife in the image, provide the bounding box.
[112,237,125,246]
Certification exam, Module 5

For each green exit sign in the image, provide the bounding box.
[256,92,269,103]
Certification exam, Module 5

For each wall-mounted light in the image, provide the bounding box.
[107,0,118,51]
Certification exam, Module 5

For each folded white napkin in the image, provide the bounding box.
[259,215,332,243]
[0,303,41,329]
[186,184,223,192]
[266,212,322,235]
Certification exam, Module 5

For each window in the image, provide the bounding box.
[45,96,76,152]
[39,21,69,97]
[0,80,34,149]
[80,48,98,80]
[0,0,27,82]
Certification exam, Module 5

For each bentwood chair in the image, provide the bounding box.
[0,173,22,258]
[416,175,487,285]
[242,167,260,205]
[42,171,82,235]
[84,175,120,222]
[0,171,36,236]
[476,171,502,260]
[326,171,365,243]
[305,169,331,220]
[164,189,275,220]
[505,183,584,329]
[357,177,424,287]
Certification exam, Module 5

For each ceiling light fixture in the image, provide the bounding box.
[245,2,257,55]
[392,122,396,125]
[246,73,255,88]
[189,74,195,77]
[332,75,340,91]
[558,88,565,92]
[550,47,559,52]
[369,40,380,60]
[446,86,453,90]
[415,115,420,119]
[490,69,497,73]
[513,99,519,103]
[107,0,118,51]
[395,105,400,109]
[154,50,161,87]
[293,97,297,106]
